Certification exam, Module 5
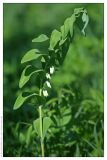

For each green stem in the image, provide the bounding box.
[39,105,45,157]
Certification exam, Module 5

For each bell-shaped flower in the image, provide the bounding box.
[46,81,51,88]
[46,73,51,79]
[43,90,48,97]
[50,66,55,74]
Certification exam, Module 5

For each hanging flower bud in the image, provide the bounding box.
[46,81,51,88]
[43,90,48,97]
[46,73,51,79]
[50,66,55,74]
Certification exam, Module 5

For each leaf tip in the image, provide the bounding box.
[13,103,18,110]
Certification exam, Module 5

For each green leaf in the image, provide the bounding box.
[32,34,49,42]
[33,117,52,139]
[33,118,41,137]
[46,97,58,106]
[43,117,52,139]
[13,92,37,110]
[21,49,42,64]
[60,115,71,126]
[63,17,70,39]
[69,15,76,38]
[60,25,65,39]
[59,38,67,46]
[26,125,32,147]
[19,65,31,88]
[19,65,43,88]
[60,15,75,39]
[41,57,45,63]
[19,132,25,145]
[49,29,61,50]
[59,107,71,126]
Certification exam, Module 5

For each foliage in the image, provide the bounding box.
[3,4,104,157]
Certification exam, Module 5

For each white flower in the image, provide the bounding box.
[46,73,51,79]
[50,66,55,74]
[43,90,48,97]
[46,81,51,88]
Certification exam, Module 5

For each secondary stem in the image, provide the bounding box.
[39,105,45,157]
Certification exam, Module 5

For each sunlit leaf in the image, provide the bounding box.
[13,92,37,110]
[60,114,71,126]
[61,15,75,39]
[21,49,42,63]
[33,117,52,139]
[69,15,76,37]
[32,34,49,42]
[19,65,43,88]
[43,117,52,138]
[60,25,65,39]
[19,65,31,88]
[63,17,70,39]
[49,29,61,50]
[59,38,67,46]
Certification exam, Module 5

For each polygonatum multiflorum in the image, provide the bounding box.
[13,8,89,157]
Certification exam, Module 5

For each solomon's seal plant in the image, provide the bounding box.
[14,8,89,157]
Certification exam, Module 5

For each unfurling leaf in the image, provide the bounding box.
[32,34,49,42]
[13,92,37,110]
[21,49,42,64]
[19,65,43,88]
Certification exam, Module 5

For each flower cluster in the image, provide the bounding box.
[42,66,55,97]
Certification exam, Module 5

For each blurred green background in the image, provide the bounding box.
[3,3,104,157]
